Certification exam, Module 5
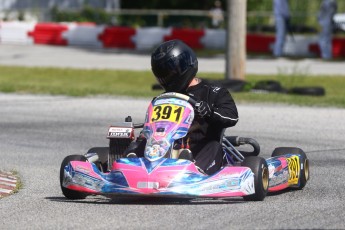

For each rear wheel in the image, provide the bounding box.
[272,147,310,190]
[60,155,88,200]
[242,156,269,201]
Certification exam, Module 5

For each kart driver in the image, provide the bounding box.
[128,39,239,175]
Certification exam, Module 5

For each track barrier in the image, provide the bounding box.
[1,21,345,58]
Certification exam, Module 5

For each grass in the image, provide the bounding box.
[11,170,22,194]
[0,65,345,108]
[0,66,157,97]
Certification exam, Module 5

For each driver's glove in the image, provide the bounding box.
[195,101,212,118]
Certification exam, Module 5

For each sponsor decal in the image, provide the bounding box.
[269,167,289,187]
[184,177,242,194]
[154,98,187,106]
[137,182,159,189]
[268,162,289,187]
[108,132,131,137]
[108,127,130,132]
[212,87,221,93]
[107,127,133,138]
[286,156,300,185]
[201,179,240,193]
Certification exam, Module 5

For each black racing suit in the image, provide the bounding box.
[185,80,239,174]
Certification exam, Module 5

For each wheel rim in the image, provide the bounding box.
[304,159,310,181]
[262,167,269,190]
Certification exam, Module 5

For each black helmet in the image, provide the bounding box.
[151,39,198,93]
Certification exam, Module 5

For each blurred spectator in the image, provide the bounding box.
[209,0,224,28]
[273,0,290,58]
[318,0,338,60]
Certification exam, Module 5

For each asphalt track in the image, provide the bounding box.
[1,44,345,75]
[0,45,345,229]
[1,94,345,229]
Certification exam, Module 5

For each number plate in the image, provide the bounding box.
[287,156,300,185]
[151,104,184,123]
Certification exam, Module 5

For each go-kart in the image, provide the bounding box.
[60,93,310,201]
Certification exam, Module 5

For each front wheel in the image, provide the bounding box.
[272,147,310,190]
[242,156,269,201]
[60,155,88,200]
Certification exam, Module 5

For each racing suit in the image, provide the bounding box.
[185,80,239,174]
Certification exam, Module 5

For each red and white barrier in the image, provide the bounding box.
[98,26,136,48]
[201,29,226,50]
[0,21,35,44]
[28,22,69,45]
[164,28,205,49]
[132,27,171,51]
[284,35,319,57]
[63,23,104,47]
[247,33,275,53]
[1,21,345,58]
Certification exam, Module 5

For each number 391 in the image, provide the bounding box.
[151,105,183,123]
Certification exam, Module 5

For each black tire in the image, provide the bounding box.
[87,147,109,172]
[206,79,248,92]
[272,147,310,190]
[109,139,132,169]
[242,156,269,201]
[251,80,287,93]
[60,155,88,200]
[288,87,325,96]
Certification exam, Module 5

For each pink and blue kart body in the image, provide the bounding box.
[62,95,305,199]
[63,154,302,198]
